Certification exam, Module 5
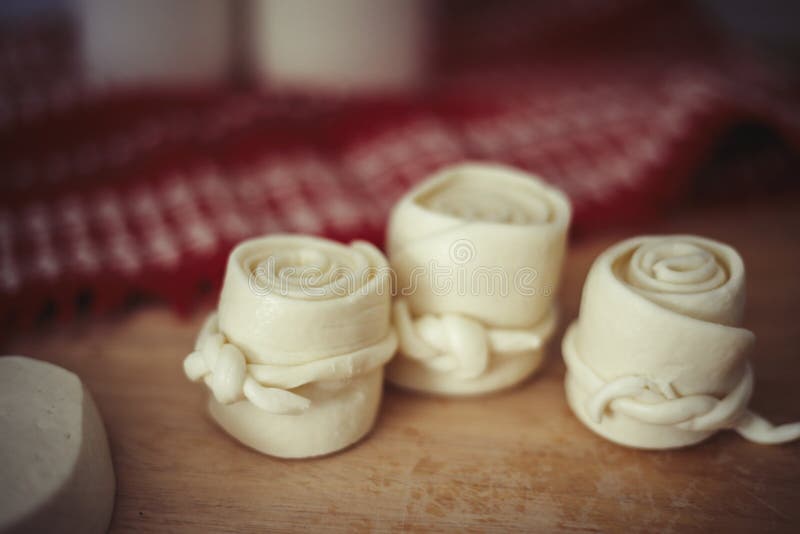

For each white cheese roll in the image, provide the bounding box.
[184,235,397,458]
[386,163,571,395]
[563,235,800,449]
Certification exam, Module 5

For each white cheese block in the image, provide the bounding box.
[0,356,115,534]
[73,0,232,87]
[247,0,430,93]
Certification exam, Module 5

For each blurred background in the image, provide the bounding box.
[1,0,799,330]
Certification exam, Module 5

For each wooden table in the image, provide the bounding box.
[4,193,800,533]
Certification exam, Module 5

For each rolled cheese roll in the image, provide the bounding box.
[0,356,115,534]
[563,235,800,449]
[183,235,397,458]
[386,163,571,395]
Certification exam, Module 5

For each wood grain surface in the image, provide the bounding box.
[3,193,800,533]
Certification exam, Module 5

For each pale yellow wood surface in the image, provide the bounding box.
[3,194,800,533]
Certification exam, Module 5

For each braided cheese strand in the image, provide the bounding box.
[564,318,800,444]
[395,298,556,379]
[184,313,396,414]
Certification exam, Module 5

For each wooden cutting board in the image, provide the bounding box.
[3,194,800,533]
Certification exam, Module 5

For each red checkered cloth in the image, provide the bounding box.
[1,1,799,327]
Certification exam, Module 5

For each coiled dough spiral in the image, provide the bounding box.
[386,163,571,395]
[563,235,800,449]
[183,234,397,458]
